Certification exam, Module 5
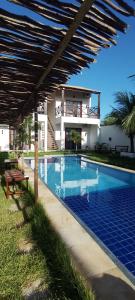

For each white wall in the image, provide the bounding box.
[55,123,61,148]
[48,101,55,125]
[0,126,9,151]
[38,114,47,151]
[56,121,99,150]
[99,125,135,152]
[31,114,47,151]
[88,125,99,150]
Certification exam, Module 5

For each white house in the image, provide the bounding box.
[0,125,9,151]
[0,85,101,151]
[47,85,101,150]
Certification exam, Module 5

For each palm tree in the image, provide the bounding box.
[122,107,135,152]
[106,92,135,152]
[70,130,82,150]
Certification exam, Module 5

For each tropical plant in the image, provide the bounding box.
[101,116,116,126]
[70,130,82,150]
[15,115,34,150]
[122,106,135,152]
[105,92,135,152]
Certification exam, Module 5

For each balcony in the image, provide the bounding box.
[55,103,100,119]
[37,102,47,114]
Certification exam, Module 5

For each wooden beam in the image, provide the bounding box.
[16,0,95,121]
[35,0,95,91]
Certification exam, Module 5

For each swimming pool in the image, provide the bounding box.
[27,155,135,284]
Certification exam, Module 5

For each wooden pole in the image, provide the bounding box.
[61,88,65,116]
[34,103,38,203]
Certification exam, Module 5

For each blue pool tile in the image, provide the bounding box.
[27,156,135,283]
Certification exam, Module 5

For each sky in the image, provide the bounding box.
[69,15,135,119]
[1,0,135,120]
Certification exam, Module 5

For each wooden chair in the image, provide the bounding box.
[4,169,29,198]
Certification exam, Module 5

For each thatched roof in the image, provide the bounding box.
[0,0,135,124]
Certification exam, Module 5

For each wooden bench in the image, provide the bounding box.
[4,159,18,170]
[114,145,129,153]
[4,169,29,198]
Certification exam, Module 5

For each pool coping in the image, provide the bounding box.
[25,153,135,174]
[79,154,135,174]
[23,157,135,299]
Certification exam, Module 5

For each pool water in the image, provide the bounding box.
[27,156,135,284]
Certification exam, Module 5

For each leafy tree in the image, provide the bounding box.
[105,92,135,152]
[101,116,116,126]
[70,130,82,150]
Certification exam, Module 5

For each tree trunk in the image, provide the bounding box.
[129,134,134,153]
[28,128,31,150]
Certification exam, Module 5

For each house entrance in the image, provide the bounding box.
[65,128,81,150]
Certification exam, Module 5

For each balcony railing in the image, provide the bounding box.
[56,104,100,118]
[37,103,47,114]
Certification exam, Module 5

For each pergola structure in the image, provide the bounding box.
[0,0,135,201]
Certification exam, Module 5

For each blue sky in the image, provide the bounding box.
[1,0,135,120]
[69,16,135,119]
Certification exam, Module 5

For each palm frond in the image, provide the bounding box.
[122,106,135,134]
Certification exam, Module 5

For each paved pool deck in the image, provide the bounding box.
[23,158,135,300]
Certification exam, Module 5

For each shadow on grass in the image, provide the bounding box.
[30,203,94,300]
[1,176,34,228]
[1,177,93,299]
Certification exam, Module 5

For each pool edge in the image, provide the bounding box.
[22,157,135,299]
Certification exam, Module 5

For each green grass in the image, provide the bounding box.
[24,150,74,157]
[84,152,135,170]
[0,189,48,299]
[0,186,95,300]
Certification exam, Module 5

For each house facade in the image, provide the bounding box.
[0,85,101,151]
[47,85,101,150]
[0,125,9,151]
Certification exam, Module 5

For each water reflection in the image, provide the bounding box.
[27,156,135,199]
[27,156,99,198]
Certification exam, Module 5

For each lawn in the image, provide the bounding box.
[0,184,94,300]
[84,151,135,170]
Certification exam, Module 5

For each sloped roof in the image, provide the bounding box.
[59,84,101,94]
[0,0,135,124]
